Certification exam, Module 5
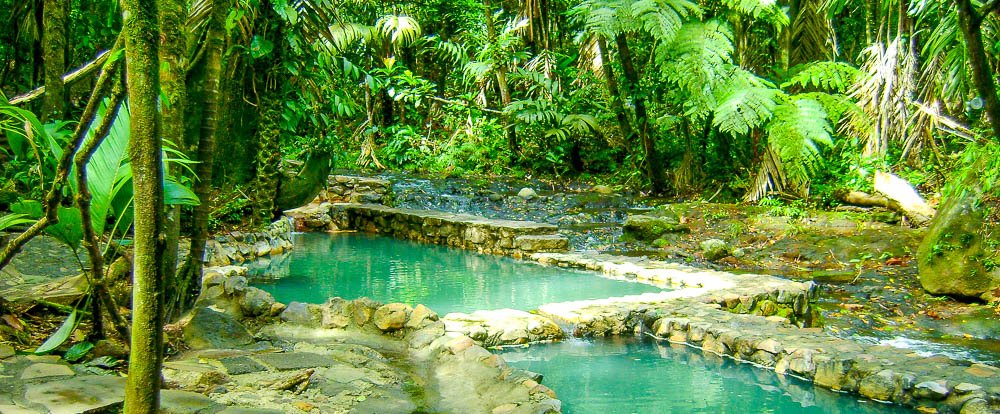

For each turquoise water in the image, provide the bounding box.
[500,336,912,414]
[252,232,664,314]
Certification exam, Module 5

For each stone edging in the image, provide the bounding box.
[520,252,1000,413]
[285,203,570,257]
[204,219,294,267]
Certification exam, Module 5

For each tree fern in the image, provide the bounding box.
[766,97,833,185]
[713,75,781,135]
[781,61,861,93]
[720,0,789,28]
[660,20,734,94]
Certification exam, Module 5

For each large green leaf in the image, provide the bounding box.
[35,310,78,354]
[72,100,130,236]
[0,213,35,231]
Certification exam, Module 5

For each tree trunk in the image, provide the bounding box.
[484,0,518,154]
[121,0,165,411]
[956,0,1000,141]
[597,36,634,143]
[159,0,187,321]
[41,0,68,120]
[179,0,228,309]
[614,33,666,194]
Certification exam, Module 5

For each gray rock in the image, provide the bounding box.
[591,185,614,195]
[959,398,994,414]
[517,188,537,200]
[160,389,220,414]
[223,275,248,295]
[914,381,949,400]
[240,287,275,317]
[280,301,322,327]
[406,304,439,329]
[700,239,731,261]
[954,383,983,394]
[20,363,74,380]
[374,303,412,332]
[858,369,900,401]
[0,343,14,359]
[24,375,125,414]
[622,215,690,241]
[183,307,254,350]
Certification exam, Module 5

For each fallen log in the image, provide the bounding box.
[835,174,936,227]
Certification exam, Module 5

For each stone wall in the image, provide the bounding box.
[313,175,392,205]
[204,218,294,267]
[286,203,570,257]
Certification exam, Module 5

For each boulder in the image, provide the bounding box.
[622,214,690,241]
[183,307,254,350]
[917,169,1000,301]
[373,303,412,332]
[700,239,731,261]
[280,301,322,327]
[591,185,614,195]
[240,287,275,317]
[517,188,537,200]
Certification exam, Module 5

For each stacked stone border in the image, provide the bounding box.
[313,175,393,205]
[521,252,999,413]
[285,203,570,257]
[204,218,294,267]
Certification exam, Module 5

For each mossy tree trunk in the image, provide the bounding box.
[179,0,229,306]
[41,0,67,121]
[159,0,189,320]
[121,0,165,411]
[956,0,1000,141]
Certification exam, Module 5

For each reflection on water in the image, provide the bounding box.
[499,336,912,414]
[250,232,664,313]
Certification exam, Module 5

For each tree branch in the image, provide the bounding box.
[10,44,117,105]
[0,38,124,272]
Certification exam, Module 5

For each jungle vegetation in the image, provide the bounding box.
[1,0,999,410]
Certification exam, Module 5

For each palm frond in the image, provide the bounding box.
[375,14,421,45]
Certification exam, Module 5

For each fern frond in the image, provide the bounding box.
[660,20,734,94]
[766,97,833,184]
[721,0,789,28]
[713,86,779,135]
[781,61,860,93]
[631,0,701,42]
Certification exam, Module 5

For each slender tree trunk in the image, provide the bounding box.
[614,33,666,194]
[597,36,634,142]
[956,0,1000,141]
[179,0,228,311]
[122,0,165,411]
[41,0,67,120]
[159,0,187,320]
[484,0,518,153]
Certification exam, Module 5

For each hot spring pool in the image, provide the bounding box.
[251,232,912,413]
[500,336,912,414]
[252,232,664,314]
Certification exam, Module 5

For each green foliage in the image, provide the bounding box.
[767,97,834,184]
[781,61,861,93]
